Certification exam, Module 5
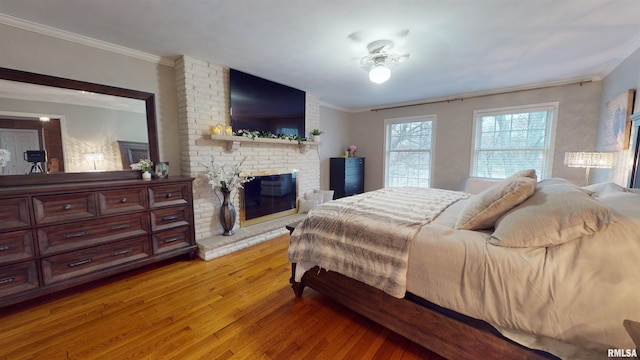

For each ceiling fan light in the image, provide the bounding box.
[369,64,391,84]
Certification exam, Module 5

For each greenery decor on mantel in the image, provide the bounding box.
[234,129,306,144]
[209,129,320,153]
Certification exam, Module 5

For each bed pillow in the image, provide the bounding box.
[490,181,613,248]
[455,175,537,230]
[511,169,537,180]
[304,191,325,204]
[298,198,320,213]
[583,182,626,197]
[314,189,335,203]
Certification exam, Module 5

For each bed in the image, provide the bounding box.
[288,173,640,359]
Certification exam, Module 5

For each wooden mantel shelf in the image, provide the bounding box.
[209,134,320,153]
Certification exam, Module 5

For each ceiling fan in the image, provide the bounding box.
[359,39,410,84]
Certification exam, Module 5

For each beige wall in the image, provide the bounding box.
[347,82,602,191]
[318,105,352,190]
[0,23,181,172]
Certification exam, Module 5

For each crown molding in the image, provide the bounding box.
[0,13,175,67]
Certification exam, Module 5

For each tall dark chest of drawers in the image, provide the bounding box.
[330,157,365,199]
[0,177,197,308]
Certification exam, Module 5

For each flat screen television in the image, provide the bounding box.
[229,69,306,137]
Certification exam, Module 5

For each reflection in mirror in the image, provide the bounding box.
[0,67,158,186]
[0,79,148,174]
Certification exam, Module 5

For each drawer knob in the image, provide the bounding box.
[0,277,15,285]
[67,258,93,267]
[0,245,9,251]
[165,192,173,198]
[62,203,72,210]
[120,198,128,203]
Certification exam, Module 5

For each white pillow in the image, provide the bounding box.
[314,189,335,203]
[298,198,320,213]
[583,182,626,197]
[511,169,537,180]
[490,180,612,248]
[304,191,324,204]
[455,175,537,230]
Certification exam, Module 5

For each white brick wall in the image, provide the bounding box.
[175,56,320,244]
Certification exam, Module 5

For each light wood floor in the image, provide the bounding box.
[0,235,445,360]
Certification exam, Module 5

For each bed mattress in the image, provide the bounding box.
[407,194,640,359]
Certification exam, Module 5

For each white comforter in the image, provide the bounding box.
[407,191,640,359]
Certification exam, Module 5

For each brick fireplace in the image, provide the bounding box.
[174,56,320,260]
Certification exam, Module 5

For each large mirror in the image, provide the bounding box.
[0,67,158,186]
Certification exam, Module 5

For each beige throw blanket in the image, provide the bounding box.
[288,187,469,298]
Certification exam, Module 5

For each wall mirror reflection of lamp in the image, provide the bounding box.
[83,152,105,171]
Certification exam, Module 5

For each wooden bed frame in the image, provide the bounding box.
[290,264,556,360]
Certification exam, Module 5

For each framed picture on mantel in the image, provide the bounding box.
[603,89,635,150]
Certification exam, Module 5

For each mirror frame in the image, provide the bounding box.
[0,67,159,187]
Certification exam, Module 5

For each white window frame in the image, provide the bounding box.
[470,102,558,180]
[383,115,436,188]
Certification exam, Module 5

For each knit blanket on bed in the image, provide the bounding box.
[288,187,469,298]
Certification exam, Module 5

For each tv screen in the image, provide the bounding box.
[230,69,306,137]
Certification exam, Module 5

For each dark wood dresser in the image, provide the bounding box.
[330,157,365,199]
[0,177,197,308]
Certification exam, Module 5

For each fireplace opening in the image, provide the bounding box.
[240,171,298,226]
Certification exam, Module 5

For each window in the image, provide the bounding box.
[471,103,557,179]
[385,116,434,188]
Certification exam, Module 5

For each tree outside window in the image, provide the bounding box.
[385,117,434,188]
[472,103,557,179]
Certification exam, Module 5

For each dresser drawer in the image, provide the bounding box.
[98,187,147,215]
[149,184,189,208]
[345,157,364,168]
[37,213,150,256]
[33,192,97,225]
[41,237,151,285]
[150,206,190,231]
[0,261,39,298]
[152,226,192,255]
[0,197,31,231]
[0,230,35,266]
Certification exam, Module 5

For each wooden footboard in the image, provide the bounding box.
[290,264,556,360]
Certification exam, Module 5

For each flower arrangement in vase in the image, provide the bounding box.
[0,149,10,174]
[130,158,154,180]
[0,149,10,166]
[347,145,357,157]
[203,157,255,235]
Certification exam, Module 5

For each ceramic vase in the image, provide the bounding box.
[142,171,152,180]
[220,190,236,236]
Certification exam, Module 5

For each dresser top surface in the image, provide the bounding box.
[0,177,195,197]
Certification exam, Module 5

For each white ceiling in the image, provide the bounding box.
[1,0,640,112]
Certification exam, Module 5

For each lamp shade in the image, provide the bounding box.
[369,64,391,84]
[564,152,616,168]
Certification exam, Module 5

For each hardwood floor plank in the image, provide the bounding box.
[0,234,446,359]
